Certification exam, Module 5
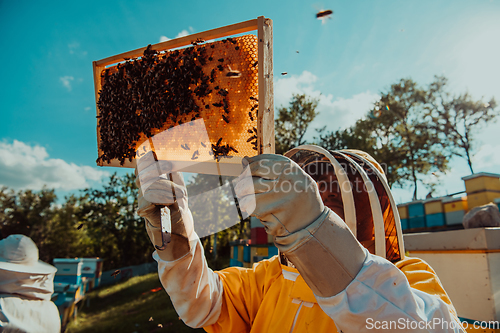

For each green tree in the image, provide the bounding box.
[0,187,90,263]
[78,173,151,270]
[427,76,498,174]
[316,79,450,199]
[315,119,404,188]
[186,173,249,267]
[275,94,320,154]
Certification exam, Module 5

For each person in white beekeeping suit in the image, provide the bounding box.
[0,234,61,333]
[136,146,465,332]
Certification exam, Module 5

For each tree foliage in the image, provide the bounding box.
[0,174,152,271]
[77,173,151,270]
[427,76,498,174]
[186,173,250,265]
[275,94,319,154]
[317,78,450,199]
[0,187,92,263]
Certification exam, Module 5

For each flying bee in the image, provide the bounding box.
[281,72,287,76]
[111,270,121,278]
[77,223,84,230]
[316,9,333,22]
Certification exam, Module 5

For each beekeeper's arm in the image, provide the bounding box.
[136,152,269,330]
[234,155,464,332]
[136,152,223,328]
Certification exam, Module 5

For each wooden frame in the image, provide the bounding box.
[92,17,274,173]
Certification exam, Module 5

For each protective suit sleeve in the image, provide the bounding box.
[314,249,466,332]
[154,238,224,328]
[203,258,282,333]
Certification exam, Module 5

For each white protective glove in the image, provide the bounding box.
[234,154,325,236]
[136,151,195,261]
[234,154,366,297]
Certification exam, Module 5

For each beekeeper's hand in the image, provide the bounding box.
[136,151,195,261]
[234,154,365,298]
[233,154,326,237]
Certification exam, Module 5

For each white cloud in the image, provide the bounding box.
[159,27,195,42]
[175,29,190,38]
[68,42,87,56]
[60,76,74,91]
[274,71,379,137]
[0,140,109,191]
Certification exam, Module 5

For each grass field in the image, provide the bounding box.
[65,272,206,333]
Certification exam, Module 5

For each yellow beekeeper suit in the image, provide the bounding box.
[136,146,465,333]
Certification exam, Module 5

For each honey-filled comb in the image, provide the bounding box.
[92,17,274,176]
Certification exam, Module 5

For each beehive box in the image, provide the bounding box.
[92,17,274,175]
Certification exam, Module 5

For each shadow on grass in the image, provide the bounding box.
[65,272,205,333]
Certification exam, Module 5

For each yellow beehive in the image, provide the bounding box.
[424,198,443,215]
[443,196,468,213]
[467,191,500,210]
[462,173,500,193]
[398,204,409,220]
[92,17,274,175]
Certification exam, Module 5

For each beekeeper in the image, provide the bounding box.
[136,146,465,332]
[0,234,61,333]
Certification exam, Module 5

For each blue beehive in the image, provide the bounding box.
[426,213,445,227]
[243,246,251,263]
[408,201,426,229]
[268,245,278,257]
[229,258,243,267]
[53,258,83,286]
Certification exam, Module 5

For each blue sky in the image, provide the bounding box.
[1,0,499,203]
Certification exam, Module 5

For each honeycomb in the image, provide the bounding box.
[96,35,260,169]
